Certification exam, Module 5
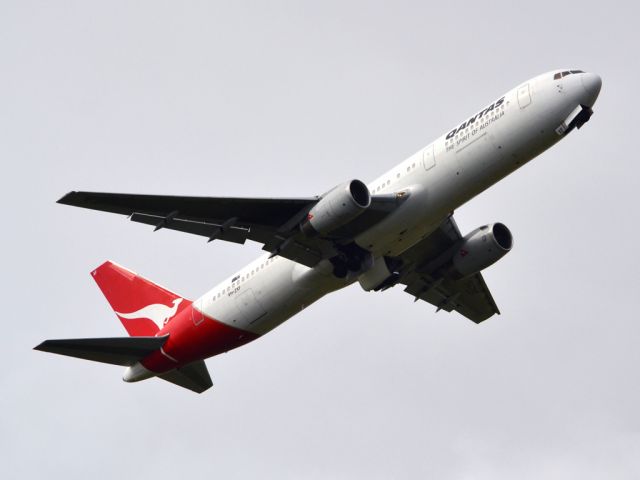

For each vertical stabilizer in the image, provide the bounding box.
[91,261,191,336]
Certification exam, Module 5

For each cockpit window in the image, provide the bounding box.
[554,70,585,80]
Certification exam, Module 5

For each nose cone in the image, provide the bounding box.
[581,72,602,107]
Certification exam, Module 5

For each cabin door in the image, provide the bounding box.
[422,144,435,170]
[517,83,531,108]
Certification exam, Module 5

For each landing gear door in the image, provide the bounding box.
[517,83,532,109]
[422,144,435,171]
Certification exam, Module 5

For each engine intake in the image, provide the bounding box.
[452,223,513,277]
[301,179,371,236]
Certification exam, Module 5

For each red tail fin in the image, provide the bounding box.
[91,261,191,337]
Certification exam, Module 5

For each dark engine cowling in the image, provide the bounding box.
[452,223,513,277]
[301,179,371,236]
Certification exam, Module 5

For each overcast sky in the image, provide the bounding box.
[1,1,638,478]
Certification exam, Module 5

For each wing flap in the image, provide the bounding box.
[404,273,499,323]
[130,212,250,244]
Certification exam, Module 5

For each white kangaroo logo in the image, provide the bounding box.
[115,298,183,330]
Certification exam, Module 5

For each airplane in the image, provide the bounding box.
[35,69,602,393]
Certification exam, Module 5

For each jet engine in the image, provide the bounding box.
[301,179,371,236]
[451,223,513,277]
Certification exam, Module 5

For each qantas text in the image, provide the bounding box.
[446,97,505,140]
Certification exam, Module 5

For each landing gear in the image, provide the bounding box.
[332,263,349,278]
[329,243,372,279]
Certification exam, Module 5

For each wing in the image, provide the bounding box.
[58,191,402,268]
[394,216,500,323]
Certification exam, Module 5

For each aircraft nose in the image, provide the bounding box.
[581,72,602,107]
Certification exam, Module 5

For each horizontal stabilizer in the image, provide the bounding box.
[158,360,213,393]
[34,336,168,366]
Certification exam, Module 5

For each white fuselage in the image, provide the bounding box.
[195,70,600,336]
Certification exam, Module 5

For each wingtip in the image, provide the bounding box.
[56,191,78,205]
[33,340,50,352]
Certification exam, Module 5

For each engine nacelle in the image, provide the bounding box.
[452,223,513,277]
[301,179,371,236]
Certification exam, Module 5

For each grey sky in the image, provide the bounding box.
[1,1,638,478]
